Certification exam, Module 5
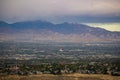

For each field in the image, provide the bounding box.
[0,74,120,80]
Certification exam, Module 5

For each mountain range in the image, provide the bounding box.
[0,20,120,42]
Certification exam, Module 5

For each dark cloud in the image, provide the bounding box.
[0,0,120,23]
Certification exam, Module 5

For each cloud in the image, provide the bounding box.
[0,0,120,22]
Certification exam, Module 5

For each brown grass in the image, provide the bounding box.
[0,74,120,80]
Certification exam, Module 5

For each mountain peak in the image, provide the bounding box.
[0,20,120,42]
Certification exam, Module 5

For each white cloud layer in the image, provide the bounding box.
[0,0,120,22]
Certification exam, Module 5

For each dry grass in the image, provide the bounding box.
[0,74,120,80]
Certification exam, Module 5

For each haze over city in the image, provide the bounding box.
[0,0,120,79]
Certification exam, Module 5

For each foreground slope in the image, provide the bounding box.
[0,74,120,80]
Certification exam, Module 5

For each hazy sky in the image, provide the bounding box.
[0,0,120,23]
[84,23,120,31]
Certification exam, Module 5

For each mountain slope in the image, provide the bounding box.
[0,20,120,42]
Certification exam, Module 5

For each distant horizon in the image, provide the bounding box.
[0,0,120,32]
[1,20,120,32]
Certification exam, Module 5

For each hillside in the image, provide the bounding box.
[0,20,120,42]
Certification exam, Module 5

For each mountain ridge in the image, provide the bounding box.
[0,20,120,42]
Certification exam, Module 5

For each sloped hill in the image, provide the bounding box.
[0,20,120,42]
